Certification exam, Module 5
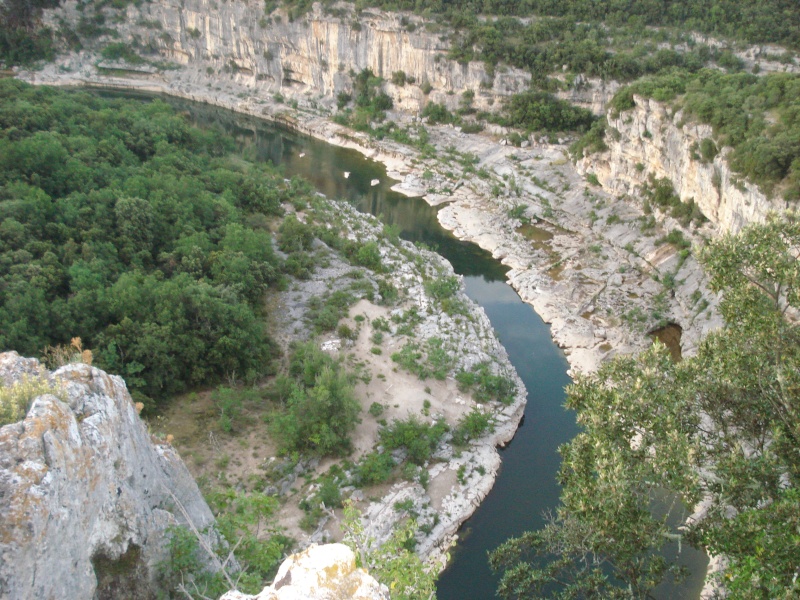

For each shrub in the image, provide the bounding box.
[452,408,495,445]
[421,102,454,125]
[455,362,516,404]
[424,275,459,300]
[0,375,61,426]
[355,450,395,486]
[271,343,360,457]
[379,416,448,465]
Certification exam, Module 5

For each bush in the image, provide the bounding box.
[355,450,396,486]
[452,408,495,445]
[278,214,314,253]
[424,275,459,300]
[422,102,454,125]
[271,343,360,457]
[379,416,448,465]
[455,362,516,404]
[0,376,60,426]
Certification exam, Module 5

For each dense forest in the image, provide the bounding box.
[352,0,800,51]
[0,80,309,409]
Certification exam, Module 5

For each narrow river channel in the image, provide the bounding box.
[99,91,707,599]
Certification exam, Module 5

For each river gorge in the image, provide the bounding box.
[102,92,707,599]
[14,1,782,596]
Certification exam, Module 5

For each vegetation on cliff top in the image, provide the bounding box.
[603,70,800,201]
[344,0,800,51]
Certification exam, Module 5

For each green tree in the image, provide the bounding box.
[342,502,437,600]
[271,342,361,457]
[491,214,800,598]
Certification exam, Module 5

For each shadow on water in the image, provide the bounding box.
[96,90,706,599]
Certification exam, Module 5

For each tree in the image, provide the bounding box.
[341,502,437,600]
[491,214,800,598]
[271,342,361,457]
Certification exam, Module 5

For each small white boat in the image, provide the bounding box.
[299,152,306,158]
[371,179,380,186]
[343,171,350,179]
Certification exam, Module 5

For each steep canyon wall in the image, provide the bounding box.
[579,95,790,233]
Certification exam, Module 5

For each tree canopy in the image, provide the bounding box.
[491,215,800,598]
[0,80,314,408]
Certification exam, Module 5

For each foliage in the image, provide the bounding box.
[161,488,290,597]
[424,275,459,300]
[350,0,800,53]
[612,70,800,201]
[336,69,393,132]
[342,502,437,600]
[0,374,61,426]
[0,0,58,67]
[569,117,608,159]
[100,42,144,65]
[451,407,495,445]
[391,337,455,381]
[0,81,293,409]
[278,213,314,253]
[492,91,595,133]
[455,361,516,404]
[491,215,800,597]
[270,341,361,457]
[212,385,267,434]
[642,175,706,226]
[379,415,448,465]
[355,449,396,486]
[421,102,455,125]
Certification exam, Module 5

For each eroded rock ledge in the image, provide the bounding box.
[0,351,215,599]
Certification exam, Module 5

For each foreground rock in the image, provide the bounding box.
[220,544,388,600]
[0,351,215,599]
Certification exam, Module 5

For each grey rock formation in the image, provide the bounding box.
[0,351,215,599]
[219,543,389,600]
[579,94,789,232]
[45,0,532,113]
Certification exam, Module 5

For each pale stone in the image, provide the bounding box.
[579,94,788,233]
[0,352,215,599]
[219,544,389,600]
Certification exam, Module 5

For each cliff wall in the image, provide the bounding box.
[579,95,790,233]
[99,0,530,112]
[44,0,623,115]
[0,352,215,599]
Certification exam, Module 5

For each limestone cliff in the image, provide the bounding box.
[220,544,388,600]
[45,0,533,113]
[0,351,215,599]
[579,94,790,232]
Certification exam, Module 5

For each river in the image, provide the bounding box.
[101,91,707,599]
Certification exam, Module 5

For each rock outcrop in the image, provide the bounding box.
[579,94,789,233]
[44,0,534,114]
[0,351,215,599]
[220,544,388,600]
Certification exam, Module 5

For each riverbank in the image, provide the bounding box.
[19,56,723,376]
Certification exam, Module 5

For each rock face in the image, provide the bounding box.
[220,544,388,600]
[0,351,215,600]
[44,0,535,114]
[579,94,789,232]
